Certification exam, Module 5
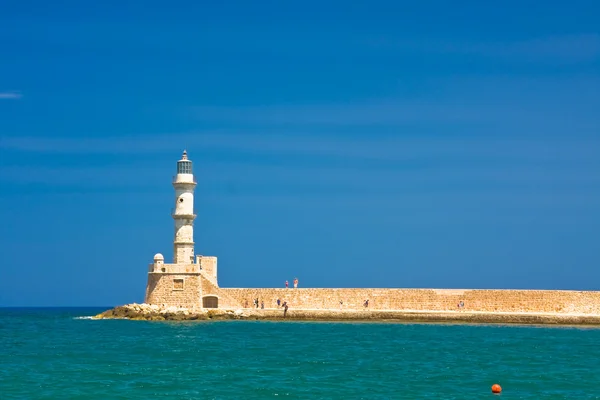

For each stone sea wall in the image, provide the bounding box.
[218,288,600,314]
[96,303,600,325]
[144,272,600,315]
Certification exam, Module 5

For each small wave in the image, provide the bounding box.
[73,316,95,320]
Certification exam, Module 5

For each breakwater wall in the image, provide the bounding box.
[96,304,600,325]
[217,288,600,314]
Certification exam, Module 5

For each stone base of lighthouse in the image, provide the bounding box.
[144,254,236,310]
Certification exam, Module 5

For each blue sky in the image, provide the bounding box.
[1,1,599,306]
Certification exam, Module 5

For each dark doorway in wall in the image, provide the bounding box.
[203,296,218,308]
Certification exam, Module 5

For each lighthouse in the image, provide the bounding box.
[172,150,196,264]
[145,150,220,309]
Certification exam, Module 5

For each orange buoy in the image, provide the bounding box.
[491,384,502,394]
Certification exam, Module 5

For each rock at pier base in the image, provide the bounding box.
[94,303,253,321]
[93,304,600,325]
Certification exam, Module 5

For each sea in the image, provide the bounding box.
[1,308,599,399]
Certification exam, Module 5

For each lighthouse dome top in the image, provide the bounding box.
[153,253,164,261]
[176,150,193,174]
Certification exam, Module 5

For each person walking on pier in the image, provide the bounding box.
[293,277,299,288]
[285,280,289,288]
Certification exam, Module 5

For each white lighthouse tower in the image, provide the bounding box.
[172,150,196,264]
[145,150,221,309]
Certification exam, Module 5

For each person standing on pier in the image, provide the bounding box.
[293,278,299,288]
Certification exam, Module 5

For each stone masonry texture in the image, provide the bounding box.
[219,288,600,314]
[145,270,600,314]
[145,273,202,309]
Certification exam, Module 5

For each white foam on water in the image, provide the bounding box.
[73,316,95,320]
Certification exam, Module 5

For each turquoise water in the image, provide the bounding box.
[1,308,600,399]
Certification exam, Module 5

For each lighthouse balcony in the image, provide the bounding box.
[172,175,197,185]
[171,209,196,219]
